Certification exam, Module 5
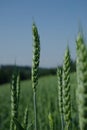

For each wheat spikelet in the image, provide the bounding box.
[32,22,40,130]
[32,22,40,92]
[57,68,64,130]
[76,33,87,130]
[16,72,20,117]
[57,68,63,114]
[23,107,29,130]
[10,74,17,130]
[48,112,53,130]
[63,46,71,130]
[16,72,20,108]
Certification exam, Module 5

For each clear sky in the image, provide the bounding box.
[0,0,87,67]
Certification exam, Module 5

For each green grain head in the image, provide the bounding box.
[10,74,18,130]
[63,46,71,129]
[23,107,29,130]
[32,22,40,92]
[32,22,40,130]
[76,33,87,130]
[57,67,64,130]
[57,68,63,114]
[16,72,20,109]
[48,112,53,130]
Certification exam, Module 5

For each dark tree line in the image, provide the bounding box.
[0,65,31,84]
[0,60,76,85]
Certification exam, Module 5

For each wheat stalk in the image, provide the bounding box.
[76,33,87,130]
[32,22,40,130]
[62,46,71,130]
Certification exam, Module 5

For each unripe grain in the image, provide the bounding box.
[32,23,40,92]
[76,34,87,130]
[32,23,40,130]
[48,112,53,130]
[63,47,71,130]
[23,107,29,130]
[10,74,17,130]
[57,68,64,130]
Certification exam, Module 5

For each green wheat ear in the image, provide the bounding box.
[57,68,63,114]
[76,33,87,130]
[23,107,29,130]
[48,112,53,130]
[32,22,40,130]
[10,74,18,130]
[62,46,71,130]
[32,22,40,92]
[16,73,20,107]
[57,68,64,130]
[16,72,20,117]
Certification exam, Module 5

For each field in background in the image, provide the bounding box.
[0,73,78,130]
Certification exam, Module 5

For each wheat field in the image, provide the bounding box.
[0,73,78,130]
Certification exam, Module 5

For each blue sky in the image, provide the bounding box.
[0,0,87,67]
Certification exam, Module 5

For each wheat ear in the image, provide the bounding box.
[76,33,87,130]
[23,107,29,130]
[10,74,17,130]
[48,112,53,130]
[63,46,71,130]
[57,68,64,130]
[16,72,20,117]
[32,22,40,130]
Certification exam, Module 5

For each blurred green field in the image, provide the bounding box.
[0,73,78,130]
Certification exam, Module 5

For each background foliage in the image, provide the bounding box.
[0,61,76,85]
[0,73,78,130]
